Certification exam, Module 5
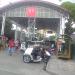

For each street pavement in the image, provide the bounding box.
[0,49,75,75]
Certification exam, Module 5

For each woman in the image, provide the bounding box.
[8,38,15,56]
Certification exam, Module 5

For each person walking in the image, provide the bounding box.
[8,38,15,56]
[43,47,51,71]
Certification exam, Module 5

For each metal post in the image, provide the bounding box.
[56,18,60,37]
[33,18,36,38]
[20,27,23,42]
[15,25,18,41]
[28,18,30,39]
[28,18,36,41]
[61,17,65,35]
[60,17,65,35]
[1,13,6,35]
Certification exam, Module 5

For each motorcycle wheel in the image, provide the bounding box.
[23,55,31,63]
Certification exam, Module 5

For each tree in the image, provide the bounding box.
[61,2,75,21]
[61,2,75,41]
[64,18,75,36]
[64,18,75,50]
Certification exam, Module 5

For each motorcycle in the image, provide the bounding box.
[23,46,42,63]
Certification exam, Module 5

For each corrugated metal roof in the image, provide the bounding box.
[0,1,69,15]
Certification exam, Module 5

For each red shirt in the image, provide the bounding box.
[8,39,15,48]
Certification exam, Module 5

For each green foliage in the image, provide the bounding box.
[61,2,75,21]
[61,2,75,48]
[49,36,56,41]
[64,18,74,36]
[64,18,75,49]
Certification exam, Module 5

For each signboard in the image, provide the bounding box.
[26,7,36,17]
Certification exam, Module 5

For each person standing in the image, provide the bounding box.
[15,39,20,52]
[8,38,15,56]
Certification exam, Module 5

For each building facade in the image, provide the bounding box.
[0,0,69,40]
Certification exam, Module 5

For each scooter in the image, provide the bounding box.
[23,46,42,63]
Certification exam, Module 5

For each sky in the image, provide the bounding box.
[0,0,75,8]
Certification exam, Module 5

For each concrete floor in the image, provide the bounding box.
[0,50,75,75]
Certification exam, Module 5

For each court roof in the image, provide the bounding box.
[0,1,69,15]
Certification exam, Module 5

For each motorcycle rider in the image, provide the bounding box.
[31,46,40,60]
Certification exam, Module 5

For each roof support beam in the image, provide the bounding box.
[1,13,6,35]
